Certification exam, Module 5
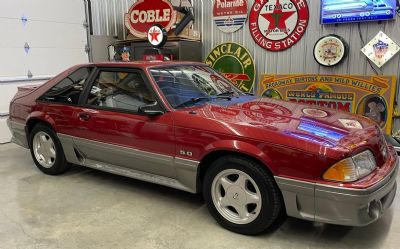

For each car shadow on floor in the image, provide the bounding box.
[62,164,395,247]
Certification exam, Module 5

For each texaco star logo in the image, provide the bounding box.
[147,25,167,47]
[249,0,309,52]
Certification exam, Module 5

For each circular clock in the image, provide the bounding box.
[314,35,348,67]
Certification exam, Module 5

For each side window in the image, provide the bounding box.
[86,70,155,112]
[40,67,93,104]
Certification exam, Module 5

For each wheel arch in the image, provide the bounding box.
[26,113,56,146]
[197,142,276,192]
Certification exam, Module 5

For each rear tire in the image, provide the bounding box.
[29,123,70,175]
[203,156,283,235]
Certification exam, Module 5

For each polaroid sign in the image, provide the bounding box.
[125,0,177,38]
[249,0,309,51]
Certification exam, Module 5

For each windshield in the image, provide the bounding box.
[149,65,245,109]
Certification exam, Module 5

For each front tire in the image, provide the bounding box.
[29,123,70,175]
[203,156,284,235]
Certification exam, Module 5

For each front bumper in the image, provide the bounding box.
[275,148,398,226]
[7,119,29,149]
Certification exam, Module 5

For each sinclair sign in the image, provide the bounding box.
[125,0,177,38]
[205,42,256,93]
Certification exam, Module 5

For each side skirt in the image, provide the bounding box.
[58,134,199,193]
[82,158,196,193]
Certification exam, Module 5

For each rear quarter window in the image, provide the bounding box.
[39,67,93,105]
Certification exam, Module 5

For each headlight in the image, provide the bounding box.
[323,150,377,182]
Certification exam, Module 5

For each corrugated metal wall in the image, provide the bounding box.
[89,0,400,133]
[91,0,134,39]
[91,0,400,78]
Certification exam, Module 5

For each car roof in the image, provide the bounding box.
[93,61,206,69]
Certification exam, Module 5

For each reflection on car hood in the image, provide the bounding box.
[184,97,378,152]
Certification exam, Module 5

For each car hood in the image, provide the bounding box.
[177,96,381,158]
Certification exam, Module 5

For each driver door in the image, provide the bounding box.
[73,67,175,178]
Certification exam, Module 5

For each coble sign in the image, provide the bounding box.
[125,0,177,38]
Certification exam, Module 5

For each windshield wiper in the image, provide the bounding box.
[175,97,211,109]
[217,91,235,97]
[175,95,236,109]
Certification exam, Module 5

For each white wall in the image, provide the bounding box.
[0,0,89,142]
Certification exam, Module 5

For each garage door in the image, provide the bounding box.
[0,0,89,143]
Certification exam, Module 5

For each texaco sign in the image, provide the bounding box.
[249,0,309,52]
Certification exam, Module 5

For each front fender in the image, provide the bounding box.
[200,140,276,174]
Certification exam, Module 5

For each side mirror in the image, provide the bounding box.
[138,101,164,116]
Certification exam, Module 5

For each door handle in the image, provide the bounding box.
[78,113,91,121]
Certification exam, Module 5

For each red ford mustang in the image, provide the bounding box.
[8,61,398,235]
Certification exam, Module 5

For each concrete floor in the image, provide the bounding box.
[0,143,399,249]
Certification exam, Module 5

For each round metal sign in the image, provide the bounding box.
[205,42,256,93]
[147,24,168,47]
[249,0,309,52]
[213,0,248,33]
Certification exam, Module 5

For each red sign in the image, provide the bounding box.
[125,0,177,38]
[249,0,309,52]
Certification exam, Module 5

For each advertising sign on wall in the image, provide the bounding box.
[125,0,177,38]
[320,0,397,24]
[361,31,400,68]
[249,0,309,51]
[258,74,397,134]
[205,42,256,93]
[213,0,248,33]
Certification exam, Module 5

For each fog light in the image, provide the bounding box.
[368,200,382,220]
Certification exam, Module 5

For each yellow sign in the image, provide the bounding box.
[258,74,397,134]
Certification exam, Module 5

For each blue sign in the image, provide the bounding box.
[321,0,397,24]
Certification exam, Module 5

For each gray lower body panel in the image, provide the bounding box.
[7,119,29,149]
[275,160,398,226]
[58,134,199,193]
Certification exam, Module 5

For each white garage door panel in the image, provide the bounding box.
[27,48,87,75]
[0,0,85,24]
[0,48,29,77]
[0,119,12,143]
[0,0,88,143]
[0,82,45,113]
[26,23,87,48]
[21,0,86,23]
[0,1,24,18]
[0,19,28,48]
[0,20,87,49]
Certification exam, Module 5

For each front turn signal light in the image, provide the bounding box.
[323,158,358,182]
[323,150,377,182]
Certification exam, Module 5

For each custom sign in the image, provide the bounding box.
[147,25,168,47]
[205,42,256,93]
[249,0,309,51]
[125,0,177,38]
[314,35,348,67]
[258,74,397,134]
[361,31,400,68]
[213,0,248,33]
